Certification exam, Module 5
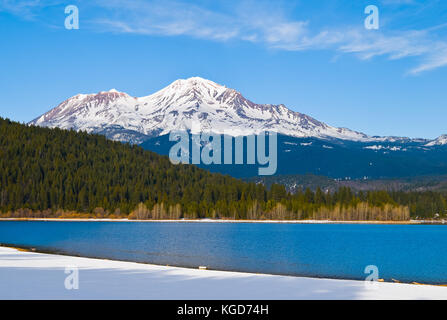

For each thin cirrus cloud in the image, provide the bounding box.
[0,0,63,19]
[92,0,334,50]
[92,0,242,41]
[337,28,447,75]
[91,0,447,74]
[1,0,446,74]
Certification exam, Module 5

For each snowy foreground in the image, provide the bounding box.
[1,247,446,300]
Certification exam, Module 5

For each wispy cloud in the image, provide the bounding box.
[0,0,62,19]
[380,0,416,5]
[409,46,447,74]
[336,26,447,74]
[90,0,345,51]
[89,0,447,74]
[1,0,446,74]
[91,0,241,40]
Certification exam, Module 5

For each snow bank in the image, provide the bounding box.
[0,247,446,300]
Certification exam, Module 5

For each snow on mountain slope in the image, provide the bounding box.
[425,135,447,147]
[29,77,384,144]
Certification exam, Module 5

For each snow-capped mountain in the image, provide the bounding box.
[27,77,447,179]
[30,77,378,144]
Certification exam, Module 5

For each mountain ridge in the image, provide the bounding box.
[30,77,438,144]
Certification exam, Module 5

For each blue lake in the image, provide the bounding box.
[0,221,446,284]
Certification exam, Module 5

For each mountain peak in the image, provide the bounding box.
[172,76,225,86]
[162,77,228,95]
[96,89,127,96]
[30,78,379,144]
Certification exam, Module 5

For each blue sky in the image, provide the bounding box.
[0,0,446,139]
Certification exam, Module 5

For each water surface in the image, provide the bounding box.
[0,221,446,284]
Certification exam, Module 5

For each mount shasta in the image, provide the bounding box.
[30,77,447,179]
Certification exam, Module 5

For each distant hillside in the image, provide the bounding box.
[247,174,447,193]
[141,133,447,179]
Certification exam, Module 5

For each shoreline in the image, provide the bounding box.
[0,217,444,225]
[1,244,446,287]
[1,246,447,299]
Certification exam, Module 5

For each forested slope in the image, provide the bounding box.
[1,118,441,220]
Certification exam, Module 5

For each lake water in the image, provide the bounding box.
[0,221,446,284]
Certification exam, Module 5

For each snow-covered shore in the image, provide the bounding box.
[1,247,446,299]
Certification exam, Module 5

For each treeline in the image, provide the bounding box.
[126,187,410,221]
[0,118,444,221]
[388,190,447,219]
